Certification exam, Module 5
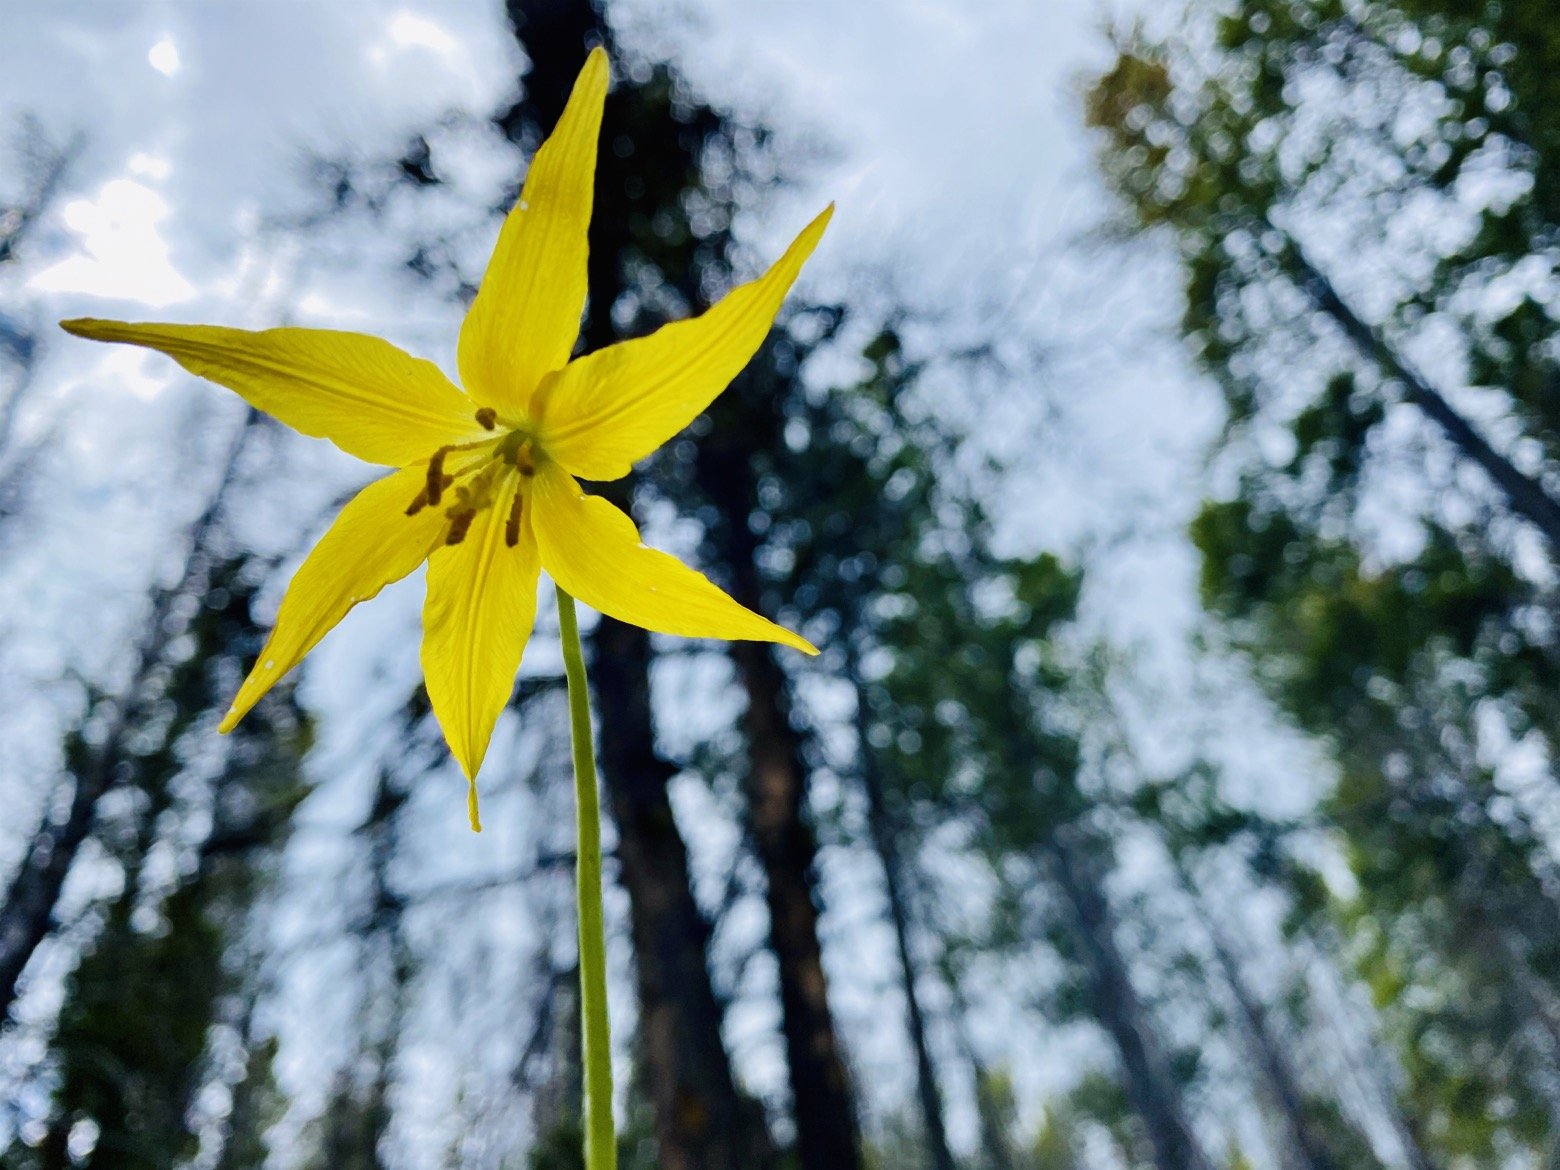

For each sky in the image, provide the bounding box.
[0,0,1323,1160]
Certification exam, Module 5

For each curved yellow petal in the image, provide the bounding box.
[530,461,816,653]
[533,205,833,481]
[60,319,483,467]
[219,463,450,733]
[458,47,608,416]
[421,470,542,797]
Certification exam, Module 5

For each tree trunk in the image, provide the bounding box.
[495,5,778,1167]
[696,403,863,1170]
[1199,909,1346,1170]
[940,946,1017,1170]
[361,769,413,1170]
[1045,829,1215,1170]
[499,5,859,1162]
[0,727,120,1023]
[593,605,776,1170]
[1299,930,1443,1170]
[1273,225,1560,551]
[0,418,254,1025]
[727,637,862,1170]
[850,667,955,1170]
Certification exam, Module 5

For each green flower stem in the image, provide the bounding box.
[556,586,616,1170]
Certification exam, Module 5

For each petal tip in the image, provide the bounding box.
[467,776,484,833]
[59,317,107,339]
[577,44,610,95]
[789,634,821,656]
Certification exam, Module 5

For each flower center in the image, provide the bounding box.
[404,409,540,548]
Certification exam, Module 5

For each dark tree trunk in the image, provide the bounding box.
[0,729,119,1023]
[1200,913,1345,1170]
[698,416,863,1170]
[593,605,776,1170]
[939,942,1018,1170]
[726,639,861,1170]
[361,769,414,1170]
[496,5,777,1167]
[0,419,253,1025]
[1274,226,1560,552]
[850,670,955,1170]
[1045,830,1215,1170]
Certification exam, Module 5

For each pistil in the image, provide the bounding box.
[496,430,538,475]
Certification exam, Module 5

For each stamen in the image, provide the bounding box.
[404,474,452,516]
[427,447,452,506]
[505,488,524,547]
[446,510,476,545]
[475,407,498,431]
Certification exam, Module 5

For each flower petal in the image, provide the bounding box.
[219,463,449,733]
[458,47,608,416]
[60,319,483,467]
[533,205,833,481]
[421,471,542,790]
[531,461,816,654]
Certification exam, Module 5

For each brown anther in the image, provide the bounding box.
[404,475,453,517]
[475,407,498,430]
[446,510,476,546]
[427,447,452,506]
[504,488,524,547]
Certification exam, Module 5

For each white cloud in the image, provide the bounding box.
[370,11,461,68]
[30,178,195,307]
[389,12,458,56]
[127,152,170,180]
[147,35,180,77]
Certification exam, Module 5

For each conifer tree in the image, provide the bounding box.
[1087,2,1560,1158]
[22,549,310,1170]
[363,4,863,1162]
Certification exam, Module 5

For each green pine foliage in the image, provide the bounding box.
[1088,0,1560,1161]
[17,553,309,1170]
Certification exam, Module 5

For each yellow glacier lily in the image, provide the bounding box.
[62,48,829,822]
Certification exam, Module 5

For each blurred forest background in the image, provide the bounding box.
[3,0,1560,1167]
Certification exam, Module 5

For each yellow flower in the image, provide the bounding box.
[62,47,828,814]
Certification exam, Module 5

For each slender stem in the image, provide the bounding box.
[556,586,617,1170]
